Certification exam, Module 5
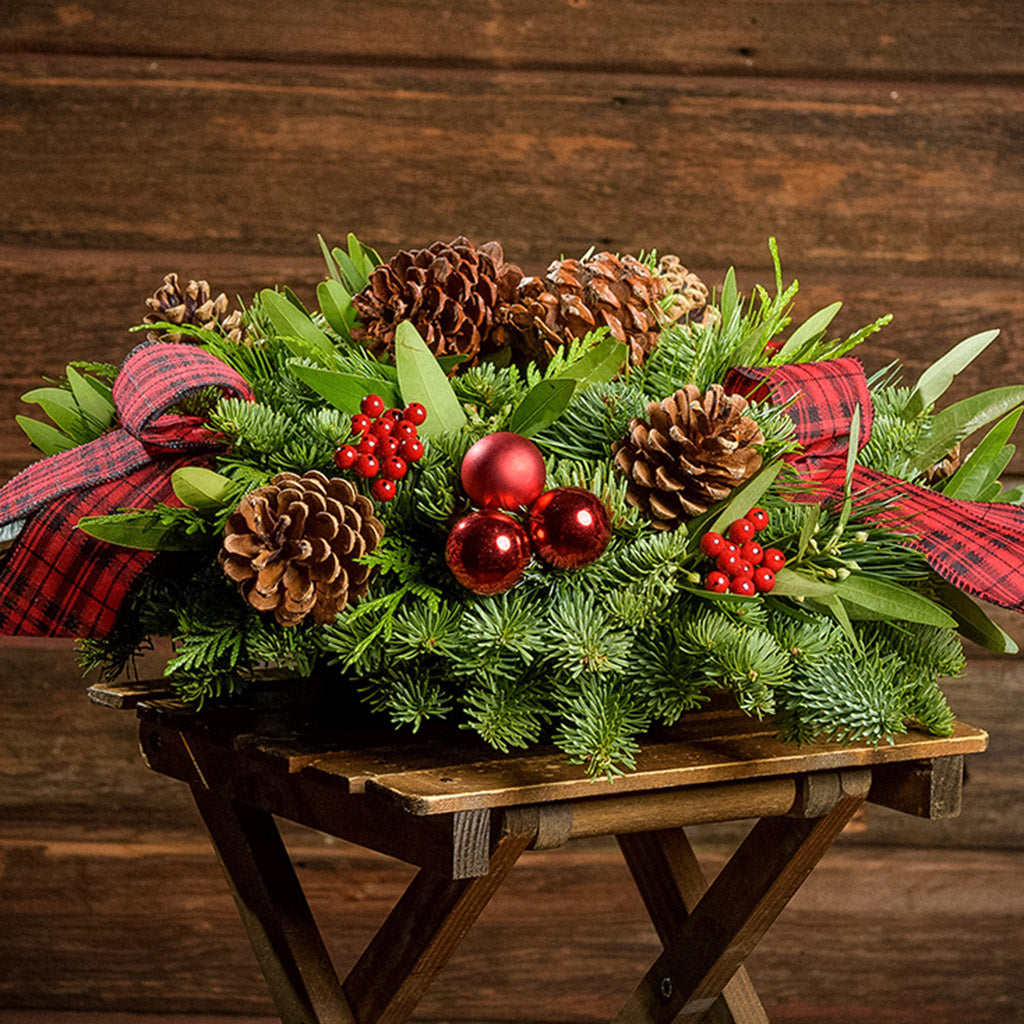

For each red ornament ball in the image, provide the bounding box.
[528,487,611,570]
[446,511,531,595]
[461,432,546,509]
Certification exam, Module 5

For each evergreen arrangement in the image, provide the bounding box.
[8,234,1022,778]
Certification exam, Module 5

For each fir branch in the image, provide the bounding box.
[462,673,548,752]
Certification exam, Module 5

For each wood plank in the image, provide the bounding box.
[1,56,1021,278]
[2,1,1023,80]
[2,834,1020,1021]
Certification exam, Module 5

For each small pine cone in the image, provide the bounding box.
[924,442,962,487]
[656,255,719,329]
[351,237,524,366]
[497,251,669,369]
[612,385,764,529]
[219,470,385,627]
[144,273,245,343]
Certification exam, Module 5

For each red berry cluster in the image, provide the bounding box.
[333,394,427,503]
[698,507,786,596]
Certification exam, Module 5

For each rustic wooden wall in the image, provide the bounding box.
[1,2,1023,1022]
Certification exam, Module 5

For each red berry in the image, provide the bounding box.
[379,436,401,457]
[730,576,757,597]
[725,541,739,555]
[361,393,385,418]
[355,454,379,478]
[351,413,372,435]
[371,477,396,501]
[382,456,407,480]
[700,531,726,557]
[740,541,764,566]
[748,507,769,531]
[404,402,427,426]
[763,340,784,357]
[401,438,425,463]
[735,559,754,579]
[728,518,756,544]
[385,407,404,421]
[357,435,379,454]
[753,567,776,592]
[716,551,742,576]
[371,417,394,438]
[762,548,786,573]
[705,571,730,593]
[333,445,358,470]
[394,419,417,442]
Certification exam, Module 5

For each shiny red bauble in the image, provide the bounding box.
[460,432,547,510]
[446,511,532,595]
[528,487,611,570]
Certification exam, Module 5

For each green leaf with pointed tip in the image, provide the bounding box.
[910,386,1024,474]
[719,266,738,328]
[394,321,467,436]
[290,364,399,415]
[260,289,336,364]
[319,233,342,284]
[171,467,236,511]
[815,593,860,649]
[316,279,356,337]
[770,568,838,599]
[774,301,842,362]
[67,366,114,432]
[904,329,1000,420]
[16,414,75,455]
[933,580,1018,654]
[941,406,1022,500]
[282,286,310,315]
[509,378,577,437]
[796,504,821,561]
[706,461,783,537]
[833,574,956,628]
[992,484,1024,503]
[20,386,90,442]
[77,512,202,551]
[560,336,628,387]
[436,354,470,375]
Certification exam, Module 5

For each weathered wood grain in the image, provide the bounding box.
[1,55,1021,276]
[2,1,1023,80]
[0,835,1020,1022]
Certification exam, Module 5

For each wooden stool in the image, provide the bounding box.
[91,680,987,1024]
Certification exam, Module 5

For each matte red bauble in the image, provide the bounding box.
[460,431,546,509]
[445,510,532,595]
[528,487,612,570]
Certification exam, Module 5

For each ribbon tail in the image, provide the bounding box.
[852,466,1024,612]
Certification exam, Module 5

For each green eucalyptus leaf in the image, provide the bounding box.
[560,336,628,387]
[319,233,342,284]
[509,378,577,437]
[771,568,838,599]
[316,279,356,337]
[394,321,467,436]
[992,485,1024,503]
[16,414,75,455]
[77,512,202,551]
[171,467,236,511]
[904,329,1000,420]
[833,574,956,628]
[941,406,1022,500]
[260,289,336,364]
[290,364,399,415]
[20,387,90,442]
[910,386,1024,474]
[933,580,1018,654]
[66,366,115,431]
[282,286,311,315]
[719,266,738,327]
[774,301,842,362]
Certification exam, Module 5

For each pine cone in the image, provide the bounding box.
[924,442,962,487]
[612,385,764,529]
[351,237,524,365]
[145,273,246,344]
[496,251,673,369]
[219,471,384,627]
[656,255,719,329]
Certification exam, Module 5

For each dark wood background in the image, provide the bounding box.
[1,3,1023,1021]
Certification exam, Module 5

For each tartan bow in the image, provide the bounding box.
[0,341,253,637]
[724,356,1024,612]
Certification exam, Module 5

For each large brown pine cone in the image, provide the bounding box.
[145,273,246,344]
[351,237,524,365]
[656,255,719,330]
[612,385,764,529]
[495,251,680,369]
[219,471,384,627]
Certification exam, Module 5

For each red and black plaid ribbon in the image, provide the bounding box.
[724,356,1024,612]
[0,342,253,637]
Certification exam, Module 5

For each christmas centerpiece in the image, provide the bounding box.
[1,235,1020,777]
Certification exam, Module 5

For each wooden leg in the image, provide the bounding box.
[343,823,534,1024]
[191,785,353,1024]
[614,770,871,1024]
[618,829,768,1024]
